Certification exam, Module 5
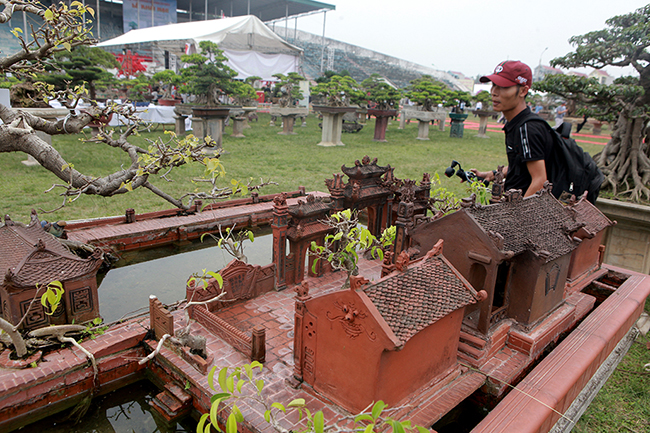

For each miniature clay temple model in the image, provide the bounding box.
[0,211,103,330]
[325,156,430,238]
[292,241,487,416]
[409,186,591,333]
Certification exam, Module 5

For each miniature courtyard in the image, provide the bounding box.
[1,155,648,433]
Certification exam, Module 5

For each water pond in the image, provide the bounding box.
[97,226,273,323]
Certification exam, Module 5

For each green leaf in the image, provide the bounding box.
[232,404,244,422]
[391,420,405,433]
[354,414,374,423]
[371,401,387,420]
[264,409,271,423]
[197,413,210,433]
[415,427,430,433]
[313,410,324,433]
[210,393,230,403]
[247,231,254,243]
[208,365,217,390]
[236,379,245,393]
[210,398,221,431]
[287,398,305,408]
[218,367,228,392]
[363,424,375,433]
[256,379,264,394]
[271,402,286,413]
[226,374,235,393]
[226,412,237,433]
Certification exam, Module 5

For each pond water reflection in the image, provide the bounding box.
[32,380,196,433]
[97,226,273,323]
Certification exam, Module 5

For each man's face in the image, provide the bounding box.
[490,84,521,113]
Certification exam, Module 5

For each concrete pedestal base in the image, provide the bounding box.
[313,105,358,147]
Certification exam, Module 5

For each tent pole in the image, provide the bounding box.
[294,17,297,40]
[247,0,250,15]
[319,11,327,73]
[189,0,192,22]
[204,0,207,20]
[151,0,154,26]
[285,3,288,39]
[96,0,100,39]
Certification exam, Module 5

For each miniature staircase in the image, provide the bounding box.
[150,382,193,423]
[457,330,488,367]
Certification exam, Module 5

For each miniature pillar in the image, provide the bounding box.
[393,200,415,262]
[251,325,266,363]
[272,193,289,290]
[290,282,311,387]
[149,295,174,340]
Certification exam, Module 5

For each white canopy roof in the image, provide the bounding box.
[97,15,302,56]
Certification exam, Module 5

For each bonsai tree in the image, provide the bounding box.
[405,76,449,111]
[125,73,152,103]
[473,90,492,110]
[533,4,650,201]
[311,75,365,107]
[272,72,305,107]
[152,69,181,100]
[443,89,472,112]
[230,80,258,106]
[0,0,271,214]
[310,209,394,287]
[361,74,402,110]
[179,40,237,106]
[38,46,120,100]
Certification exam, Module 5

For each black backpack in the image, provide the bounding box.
[522,114,604,204]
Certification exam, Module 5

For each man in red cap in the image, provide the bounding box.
[471,60,554,197]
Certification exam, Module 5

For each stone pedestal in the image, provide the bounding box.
[242,106,257,129]
[449,113,469,138]
[313,105,358,147]
[174,115,187,135]
[269,106,309,136]
[472,110,498,138]
[400,108,448,138]
[191,106,233,148]
[367,109,397,142]
[231,116,246,137]
[417,120,430,141]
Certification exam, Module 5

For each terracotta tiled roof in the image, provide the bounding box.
[363,254,477,344]
[0,214,102,288]
[570,197,614,234]
[466,191,578,261]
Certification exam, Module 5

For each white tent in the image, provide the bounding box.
[96,15,303,81]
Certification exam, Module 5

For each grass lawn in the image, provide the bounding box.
[0,111,644,432]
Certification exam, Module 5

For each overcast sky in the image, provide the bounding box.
[281,0,647,79]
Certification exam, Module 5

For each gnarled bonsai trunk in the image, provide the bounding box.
[596,111,650,202]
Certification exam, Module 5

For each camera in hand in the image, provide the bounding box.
[444,160,489,186]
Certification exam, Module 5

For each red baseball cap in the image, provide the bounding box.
[480,60,532,87]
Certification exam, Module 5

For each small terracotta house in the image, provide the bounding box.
[409,188,584,333]
[0,212,103,330]
[565,194,615,285]
[292,241,485,413]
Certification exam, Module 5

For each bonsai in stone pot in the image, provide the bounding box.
[405,76,449,112]
[311,75,365,107]
[272,72,305,107]
[179,40,238,106]
[361,74,402,111]
[362,75,402,142]
[152,69,182,105]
